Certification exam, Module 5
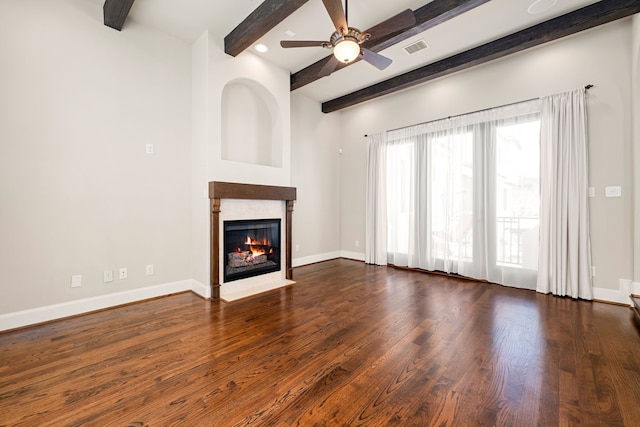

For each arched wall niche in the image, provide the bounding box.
[221,78,283,168]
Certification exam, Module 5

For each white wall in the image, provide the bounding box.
[632,15,640,283]
[191,32,211,291]
[336,20,635,296]
[206,35,291,187]
[189,33,293,294]
[221,81,282,168]
[290,93,342,265]
[0,0,192,316]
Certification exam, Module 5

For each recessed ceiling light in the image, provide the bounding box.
[528,0,557,14]
[254,43,269,53]
[285,29,296,37]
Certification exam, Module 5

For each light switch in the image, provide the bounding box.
[587,187,595,197]
[104,270,113,283]
[605,186,621,197]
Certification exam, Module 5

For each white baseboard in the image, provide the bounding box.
[191,279,210,299]
[4,274,633,331]
[292,251,365,267]
[340,250,365,262]
[292,251,341,267]
[592,285,634,306]
[0,279,194,332]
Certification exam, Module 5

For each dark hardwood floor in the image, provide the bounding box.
[1,258,639,426]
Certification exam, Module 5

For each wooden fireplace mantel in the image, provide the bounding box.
[208,181,297,299]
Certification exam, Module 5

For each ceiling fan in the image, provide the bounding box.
[280,0,416,77]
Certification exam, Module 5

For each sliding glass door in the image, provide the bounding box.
[385,107,541,289]
[489,118,540,287]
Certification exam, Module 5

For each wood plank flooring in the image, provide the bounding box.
[1,258,639,426]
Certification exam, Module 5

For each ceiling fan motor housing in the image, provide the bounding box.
[330,28,360,46]
[330,27,368,63]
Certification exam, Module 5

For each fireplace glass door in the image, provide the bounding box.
[223,218,281,283]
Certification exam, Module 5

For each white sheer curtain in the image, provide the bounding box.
[365,132,388,265]
[367,100,542,289]
[537,88,593,299]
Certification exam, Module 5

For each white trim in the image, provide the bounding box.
[340,250,366,262]
[292,251,341,267]
[619,279,632,300]
[4,275,632,331]
[191,279,210,299]
[220,279,295,302]
[592,286,633,306]
[0,280,193,331]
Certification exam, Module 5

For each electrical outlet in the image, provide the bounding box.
[145,264,154,276]
[145,144,154,154]
[591,266,596,277]
[103,270,113,283]
[119,268,128,280]
[587,187,595,197]
[295,244,300,252]
[355,240,360,248]
[71,275,82,288]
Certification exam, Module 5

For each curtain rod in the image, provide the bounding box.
[364,84,593,137]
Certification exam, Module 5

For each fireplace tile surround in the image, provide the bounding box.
[209,182,296,300]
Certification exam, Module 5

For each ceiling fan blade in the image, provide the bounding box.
[280,40,328,48]
[318,55,340,77]
[361,48,392,71]
[322,0,348,33]
[365,9,416,41]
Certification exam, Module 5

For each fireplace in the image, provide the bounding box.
[209,181,296,299]
[223,218,281,282]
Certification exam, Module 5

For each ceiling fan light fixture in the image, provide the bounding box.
[333,38,360,63]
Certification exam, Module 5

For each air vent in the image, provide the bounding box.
[403,39,429,55]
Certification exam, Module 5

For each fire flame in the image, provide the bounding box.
[245,235,270,256]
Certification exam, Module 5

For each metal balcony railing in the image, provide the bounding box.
[496,216,538,267]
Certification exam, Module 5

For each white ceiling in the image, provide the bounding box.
[114,0,602,103]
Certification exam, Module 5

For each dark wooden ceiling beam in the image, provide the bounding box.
[103,0,136,31]
[225,0,309,57]
[322,0,640,113]
[291,0,490,91]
